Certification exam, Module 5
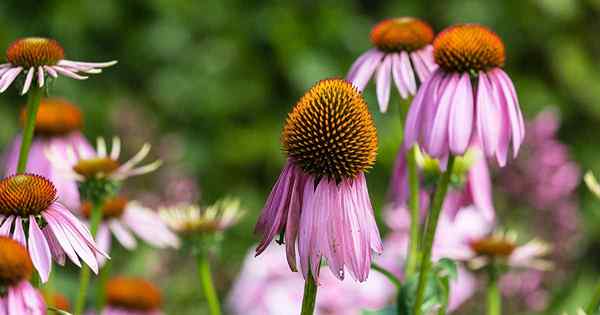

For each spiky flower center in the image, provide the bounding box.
[21,99,83,136]
[370,17,434,52]
[6,37,64,68]
[73,158,120,179]
[0,174,56,217]
[106,277,162,311]
[282,79,378,181]
[470,236,516,258]
[434,24,505,73]
[81,196,127,219]
[0,237,33,287]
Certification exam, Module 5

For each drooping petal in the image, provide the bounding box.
[42,227,66,266]
[391,53,409,99]
[42,211,82,267]
[375,55,393,113]
[347,49,377,82]
[466,150,496,222]
[493,69,525,157]
[448,73,474,155]
[298,178,317,280]
[284,171,306,272]
[427,74,459,157]
[21,67,34,95]
[0,216,14,236]
[109,220,137,250]
[351,50,385,91]
[12,217,26,246]
[404,69,442,149]
[476,72,500,157]
[398,51,416,95]
[27,216,52,282]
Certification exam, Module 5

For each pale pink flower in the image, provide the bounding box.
[405,24,524,166]
[347,17,437,112]
[0,37,116,95]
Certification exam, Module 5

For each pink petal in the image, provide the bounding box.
[21,67,34,95]
[404,69,442,148]
[12,217,26,246]
[375,55,392,113]
[427,74,458,157]
[476,72,500,157]
[467,152,495,222]
[448,73,474,154]
[351,50,384,90]
[42,211,82,267]
[27,216,52,283]
[0,216,14,236]
[109,220,137,249]
[298,178,317,280]
[391,53,409,99]
[347,49,377,82]
[398,51,416,95]
[284,172,305,272]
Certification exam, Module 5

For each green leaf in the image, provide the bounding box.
[397,273,444,315]
[435,258,458,281]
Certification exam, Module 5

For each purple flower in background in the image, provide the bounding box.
[0,174,107,282]
[255,79,382,282]
[228,245,394,315]
[405,24,524,166]
[3,98,94,211]
[347,17,437,112]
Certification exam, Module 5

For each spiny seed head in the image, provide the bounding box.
[106,277,162,311]
[20,98,83,136]
[370,17,434,52]
[81,196,128,219]
[6,37,64,68]
[0,174,56,217]
[282,79,377,181]
[0,237,33,286]
[434,24,505,73]
[73,158,120,179]
[470,236,516,258]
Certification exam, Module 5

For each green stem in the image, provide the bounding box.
[586,281,600,314]
[16,86,43,173]
[412,156,455,315]
[300,271,318,315]
[198,255,222,315]
[405,144,421,277]
[371,263,402,289]
[74,202,103,315]
[96,259,112,311]
[486,265,501,315]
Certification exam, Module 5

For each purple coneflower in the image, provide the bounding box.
[3,98,94,210]
[405,24,524,166]
[0,174,106,282]
[0,37,116,94]
[0,237,46,314]
[100,277,163,315]
[347,17,437,112]
[255,79,383,283]
[81,196,179,265]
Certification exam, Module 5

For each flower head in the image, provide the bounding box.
[347,17,437,112]
[405,24,524,166]
[0,174,107,282]
[255,79,382,283]
[21,98,83,136]
[104,277,163,315]
[159,197,242,235]
[0,237,46,314]
[0,37,117,95]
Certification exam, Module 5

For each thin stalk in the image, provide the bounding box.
[412,156,455,315]
[16,85,43,173]
[198,255,222,315]
[371,263,402,288]
[73,203,103,315]
[300,271,318,315]
[96,259,112,311]
[405,144,421,277]
[486,265,501,315]
[586,281,600,315]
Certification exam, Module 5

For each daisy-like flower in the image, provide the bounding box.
[159,197,242,235]
[46,136,162,184]
[347,17,437,112]
[0,237,46,315]
[405,24,525,166]
[101,277,163,315]
[81,196,179,265]
[0,174,107,282]
[3,98,94,210]
[255,79,383,282]
[0,37,116,95]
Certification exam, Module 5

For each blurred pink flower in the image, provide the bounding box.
[228,245,394,315]
[0,279,46,314]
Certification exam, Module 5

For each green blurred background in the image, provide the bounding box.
[0,0,599,314]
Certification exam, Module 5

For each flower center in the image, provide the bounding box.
[0,174,56,217]
[282,79,378,181]
[106,277,162,311]
[73,158,120,179]
[6,37,65,68]
[470,236,516,258]
[81,196,127,219]
[21,99,83,136]
[370,17,434,52]
[0,237,33,287]
[433,24,505,73]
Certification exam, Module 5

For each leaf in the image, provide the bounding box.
[435,258,458,281]
[397,273,444,315]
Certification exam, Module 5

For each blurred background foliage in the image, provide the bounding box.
[0,0,599,314]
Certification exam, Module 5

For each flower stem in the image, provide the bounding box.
[198,254,221,315]
[486,265,501,315]
[300,271,318,315]
[586,281,600,314]
[405,144,421,277]
[371,263,402,288]
[16,85,43,173]
[412,156,455,315]
[95,259,111,311]
[73,202,103,315]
